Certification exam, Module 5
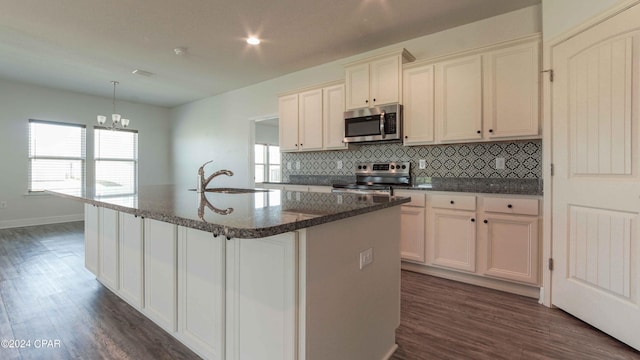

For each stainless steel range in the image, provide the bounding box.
[332,161,411,196]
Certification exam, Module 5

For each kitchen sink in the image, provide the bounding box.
[189,188,270,194]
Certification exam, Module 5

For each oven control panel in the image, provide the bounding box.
[355,161,410,175]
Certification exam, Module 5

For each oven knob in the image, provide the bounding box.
[401,165,407,169]
[363,165,367,170]
[390,165,395,170]
[357,165,362,170]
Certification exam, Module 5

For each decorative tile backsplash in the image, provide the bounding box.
[281,140,541,181]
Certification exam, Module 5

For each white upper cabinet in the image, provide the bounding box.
[403,64,435,145]
[435,54,484,143]
[345,49,415,110]
[279,81,347,152]
[298,88,323,151]
[322,84,347,150]
[345,63,371,110]
[278,94,299,152]
[403,35,541,146]
[483,40,540,139]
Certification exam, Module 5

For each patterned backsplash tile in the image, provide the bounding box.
[281,139,541,181]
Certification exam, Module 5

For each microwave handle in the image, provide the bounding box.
[380,112,386,139]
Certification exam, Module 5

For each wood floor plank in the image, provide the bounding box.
[0,222,638,360]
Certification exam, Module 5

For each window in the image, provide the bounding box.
[95,127,138,196]
[28,120,86,193]
[254,144,280,183]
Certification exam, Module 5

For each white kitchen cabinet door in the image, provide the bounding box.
[279,94,299,152]
[298,88,323,151]
[483,40,540,139]
[178,227,225,360]
[144,219,177,332]
[226,233,297,360]
[99,207,119,290]
[482,214,539,285]
[345,62,370,110]
[400,206,426,263]
[84,204,99,276]
[119,212,144,309]
[403,64,435,145]
[435,54,483,142]
[322,83,347,150]
[430,208,477,272]
[370,55,401,107]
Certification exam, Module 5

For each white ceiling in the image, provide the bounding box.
[0,0,539,107]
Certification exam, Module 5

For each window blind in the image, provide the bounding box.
[28,119,86,193]
[95,127,138,196]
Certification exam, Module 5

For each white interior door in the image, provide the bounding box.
[551,3,640,350]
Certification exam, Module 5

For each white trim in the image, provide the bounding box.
[0,214,83,229]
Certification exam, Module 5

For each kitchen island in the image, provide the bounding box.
[49,185,409,360]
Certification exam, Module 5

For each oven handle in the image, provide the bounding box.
[380,112,386,139]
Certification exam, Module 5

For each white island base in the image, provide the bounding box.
[85,204,401,360]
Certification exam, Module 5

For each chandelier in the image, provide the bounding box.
[97,81,130,129]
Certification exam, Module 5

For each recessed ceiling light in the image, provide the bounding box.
[246,37,261,45]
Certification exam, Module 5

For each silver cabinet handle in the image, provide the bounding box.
[380,112,386,139]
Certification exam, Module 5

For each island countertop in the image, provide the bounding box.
[49,184,409,238]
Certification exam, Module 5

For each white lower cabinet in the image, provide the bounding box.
[99,208,119,290]
[395,190,426,263]
[430,208,477,272]
[119,212,144,309]
[226,233,297,360]
[428,194,477,272]
[421,193,542,289]
[84,204,99,276]
[481,197,540,285]
[143,219,178,332]
[178,227,225,360]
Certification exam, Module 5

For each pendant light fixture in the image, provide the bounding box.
[97,81,130,129]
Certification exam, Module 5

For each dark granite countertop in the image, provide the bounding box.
[266,176,543,196]
[48,185,409,239]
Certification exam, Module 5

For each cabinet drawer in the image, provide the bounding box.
[430,194,476,211]
[484,197,539,216]
[394,190,426,207]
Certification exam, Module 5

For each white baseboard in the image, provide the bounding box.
[0,214,83,229]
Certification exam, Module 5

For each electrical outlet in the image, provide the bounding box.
[295,161,301,170]
[337,160,343,169]
[359,248,373,270]
[419,159,426,169]
[0,201,6,209]
[495,157,505,170]
[287,162,292,170]
[337,195,343,205]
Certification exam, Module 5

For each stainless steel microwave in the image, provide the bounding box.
[343,104,402,143]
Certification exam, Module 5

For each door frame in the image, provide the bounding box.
[542,0,640,307]
[248,113,279,188]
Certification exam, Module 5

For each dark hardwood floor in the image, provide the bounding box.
[0,222,638,360]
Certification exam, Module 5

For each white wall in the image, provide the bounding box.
[0,78,172,228]
[542,0,624,40]
[171,5,542,188]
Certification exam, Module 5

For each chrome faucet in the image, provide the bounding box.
[197,160,234,192]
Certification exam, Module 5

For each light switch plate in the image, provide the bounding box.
[295,161,301,170]
[359,248,373,269]
[419,159,426,169]
[337,160,343,169]
[495,157,505,170]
